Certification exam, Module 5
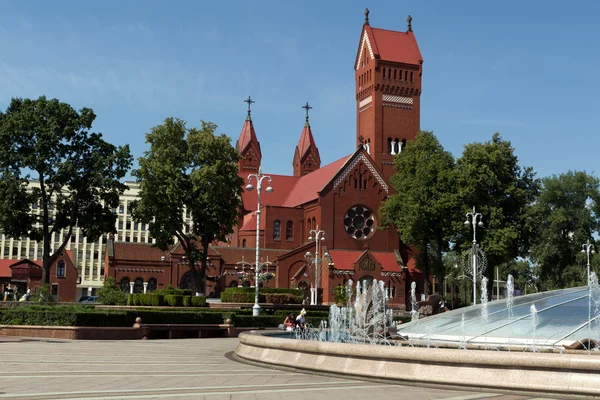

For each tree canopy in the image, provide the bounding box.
[0,96,132,284]
[379,131,457,294]
[132,118,243,294]
[453,133,540,280]
[529,171,600,289]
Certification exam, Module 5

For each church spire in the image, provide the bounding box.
[236,96,261,172]
[293,102,321,177]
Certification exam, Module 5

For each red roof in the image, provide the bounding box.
[281,156,349,207]
[239,212,265,231]
[236,117,261,156]
[112,242,166,261]
[296,122,320,163]
[0,259,14,278]
[357,24,422,67]
[239,155,350,212]
[370,28,422,65]
[328,249,416,273]
[211,246,288,266]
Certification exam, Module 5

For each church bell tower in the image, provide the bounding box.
[355,10,423,180]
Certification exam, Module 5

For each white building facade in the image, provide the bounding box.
[0,181,160,299]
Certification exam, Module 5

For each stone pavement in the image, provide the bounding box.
[0,336,558,400]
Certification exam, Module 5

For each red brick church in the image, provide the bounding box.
[106,11,425,308]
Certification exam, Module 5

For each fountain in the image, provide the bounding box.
[236,277,600,397]
[506,274,514,350]
[530,303,538,352]
[410,281,418,322]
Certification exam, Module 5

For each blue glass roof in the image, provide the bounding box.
[396,286,599,348]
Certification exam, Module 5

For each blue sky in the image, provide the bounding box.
[1,1,599,179]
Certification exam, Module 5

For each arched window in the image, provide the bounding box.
[394,139,400,155]
[366,139,371,154]
[400,139,406,153]
[393,69,397,80]
[56,260,65,277]
[147,278,157,292]
[388,138,393,154]
[133,277,144,293]
[242,239,246,248]
[120,277,130,293]
[286,221,293,241]
[273,220,281,240]
[229,280,239,288]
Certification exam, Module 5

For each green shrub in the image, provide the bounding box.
[264,293,302,304]
[164,295,183,307]
[97,277,128,305]
[191,296,206,307]
[127,294,134,306]
[182,297,191,307]
[220,291,232,302]
[133,294,142,306]
[150,294,164,306]
[334,284,350,305]
[155,288,192,296]
[231,293,253,303]
[31,285,57,305]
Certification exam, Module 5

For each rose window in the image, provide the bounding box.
[344,205,375,240]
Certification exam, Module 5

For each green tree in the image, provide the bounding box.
[529,171,600,289]
[132,118,243,294]
[0,96,132,285]
[379,131,458,295]
[454,133,539,282]
[97,277,128,305]
[497,259,536,294]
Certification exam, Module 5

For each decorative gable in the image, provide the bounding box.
[333,152,388,193]
[353,251,381,273]
[355,31,375,70]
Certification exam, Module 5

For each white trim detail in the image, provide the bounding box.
[334,153,389,193]
[359,104,372,113]
[355,32,375,70]
[359,96,372,108]
[382,95,413,104]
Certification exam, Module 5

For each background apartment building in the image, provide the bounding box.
[0,181,197,299]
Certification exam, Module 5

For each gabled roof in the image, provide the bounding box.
[210,246,288,266]
[327,249,417,273]
[111,242,167,262]
[239,147,389,212]
[295,122,320,163]
[238,173,300,211]
[355,24,422,69]
[0,259,14,278]
[236,116,261,156]
[239,212,266,231]
[281,156,349,207]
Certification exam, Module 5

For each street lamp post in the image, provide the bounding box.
[307,225,325,305]
[582,240,595,285]
[245,168,273,316]
[465,206,484,305]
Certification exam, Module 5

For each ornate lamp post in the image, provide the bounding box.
[464,206,484,305]
[582,240,595,285]
[306,225,325,305]
[245,168,273,316]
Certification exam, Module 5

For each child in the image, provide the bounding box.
[283,313,296,331]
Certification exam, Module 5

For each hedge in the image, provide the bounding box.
[126,293,206,307]
[0,305,328,328]
[264,293,303,304]
[221,287,302,303]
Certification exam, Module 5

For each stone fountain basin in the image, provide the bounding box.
[235,330,600,398]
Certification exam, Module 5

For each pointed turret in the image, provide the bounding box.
[293,102,321,177]
[236,96,262,172]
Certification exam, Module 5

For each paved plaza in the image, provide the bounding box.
[0,336,559,400]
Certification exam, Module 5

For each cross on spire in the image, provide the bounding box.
[364,8,370,25]
[302,102,313,124]
[244,96,255,119]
